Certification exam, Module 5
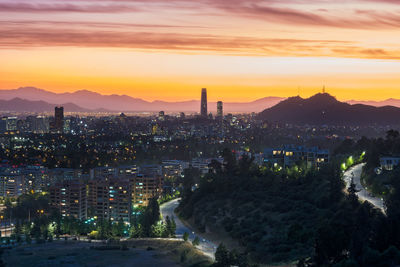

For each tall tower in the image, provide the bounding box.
[54,106,64,133]
[200,88,207,117]
[217,101,223,118]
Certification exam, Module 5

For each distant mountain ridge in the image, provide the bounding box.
[347,98,400,107]
[0,87,284,113]
[257,93,400,125]
[0,98,93,113]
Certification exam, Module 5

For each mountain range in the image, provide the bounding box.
[0,98,96,113]
[258,93,400,125]
[0,87,284,113]
[1,87,400,119]
[347,99,400,107]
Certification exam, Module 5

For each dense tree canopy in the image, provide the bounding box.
[178,148,400,266]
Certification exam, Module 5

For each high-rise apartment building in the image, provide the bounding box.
[54,106,64,133]
[6,117,17,132]
[130,174,163,207]
[200,88,207,117]
[158,111,165,121]
[88,178,131,222]
[0,170,24,197]
[31,116,50,134]
[217,101,223,118]
[0,117,7,133]
[49,180,87,220]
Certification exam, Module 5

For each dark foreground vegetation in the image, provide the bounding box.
[2,239,212,267]
[178,148,400,266]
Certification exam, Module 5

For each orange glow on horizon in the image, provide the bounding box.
[1,0,399,102]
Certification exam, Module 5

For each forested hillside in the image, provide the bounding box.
[178,149,400,266]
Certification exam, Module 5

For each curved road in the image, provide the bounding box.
[343,163,385,213]
[160,198,217,260]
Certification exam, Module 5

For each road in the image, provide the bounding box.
[160,198,217,260]
[343,163,385,213]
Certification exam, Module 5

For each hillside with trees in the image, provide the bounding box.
[178,148,400,266]
[257,93,400,126]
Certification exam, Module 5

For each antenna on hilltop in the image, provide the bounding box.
[322,85,326,94]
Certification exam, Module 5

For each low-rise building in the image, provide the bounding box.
[162,160,188,179]
[264,145,329,168]
[191,158,223,174]
[380,156,400,171]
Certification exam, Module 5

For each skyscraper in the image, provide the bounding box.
[54,106,64,133]
[217,101,223,118]
[200,88,207,117]
[6,117,17,131]
[158,111,165,121]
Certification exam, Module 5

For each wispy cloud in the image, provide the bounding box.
[0,2,140,13]
[1,0,400,29]
[0,21,399,59]
[1,0,400,59]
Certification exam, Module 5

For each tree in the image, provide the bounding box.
[112,218,125,237]
[222,148,237,175]
[13,220,22,243]
[30,219,41,240]
[192,236,200,247]
[215,243,230,266]
[386,130,399,141]
[143,197,161,236]
[13,220,22,237]
[97,219,111,240]
[182,167,200,200]
[183,232,189,241]
[238,154,254,176]
[209,159,222,174]
[129,224,143,238]
[151,221,166,237]
[164,216,176,237]
[171,216,177,237]
[347,178,360,208]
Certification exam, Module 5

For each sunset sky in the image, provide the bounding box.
[1,0,400,102]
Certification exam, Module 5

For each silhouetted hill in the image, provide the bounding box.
[0,98,93,113]
[0,87,284,112]
[258,93,400,125]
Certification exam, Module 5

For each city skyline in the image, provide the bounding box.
[2,1,400,263]
[1,0,400,101]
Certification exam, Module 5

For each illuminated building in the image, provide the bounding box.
[88,178,131,222]
[264,145,329,168]
[49,180,87,220]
